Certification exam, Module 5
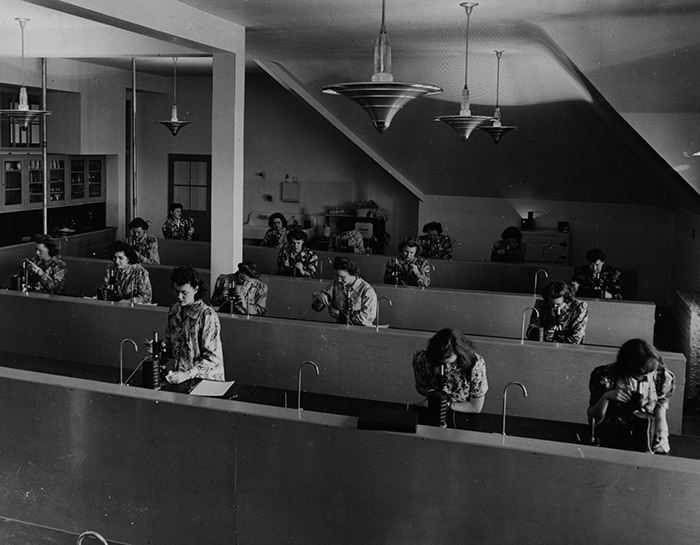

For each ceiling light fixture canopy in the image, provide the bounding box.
[158,57,192,136]
[479,49,518,143]
[322,0,442,133]
[0,18,51,130]
[435,2,493,141]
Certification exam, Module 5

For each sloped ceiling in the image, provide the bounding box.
[10,0,700,208]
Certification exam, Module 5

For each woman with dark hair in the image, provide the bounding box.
[18,234,68,294]
[418,221,453,260]
[527,280,588,344]
[210,261,268,315]
[98,240,152,303]
[330,216,365,254]
[588,339,674,453]
[491,226,526,263]
[412,328,488,413]
[260,212,288,248]
[312,256,377,326]
[383,237,432,287]
[162,202,195,241]
[572,247,622,299]
[277,229,319,278]
[164,266,224,384]
[127,217,160,264]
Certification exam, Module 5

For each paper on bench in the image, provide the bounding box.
[189,379,235,397]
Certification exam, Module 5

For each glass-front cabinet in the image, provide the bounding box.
[0,153,104,211]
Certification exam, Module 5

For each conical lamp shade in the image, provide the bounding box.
[480,123,517,144]
[158,59,192,136]
[479,51,519,143]
[323,82,442,133]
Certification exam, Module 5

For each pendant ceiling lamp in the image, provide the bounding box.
[158,57,192,136]
[435,2,492,141]
[479,50,518,144]
[0,18,50,130]
[322,0,442,133]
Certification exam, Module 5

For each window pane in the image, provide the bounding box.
[189,187,208,211]
[173,162,191,185]
[173,187,190,208]
[190,162,208,186]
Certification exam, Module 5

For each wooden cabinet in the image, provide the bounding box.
[0,153,104,212]
[521,229,570,264]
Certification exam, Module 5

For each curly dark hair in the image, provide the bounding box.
[169,202,184,214]
[501,226,523,241]
[268,212,288,228]
[398,236,422,255]
[128,217,150,230]
[541,280,576,303]
[33,234,59,257]
[615,338,662,378]
[109,240,139,264]
[585,248,607,263]
[287,229,308,243]
[422,221,443,235]
[333,256,359,276]
[170,266,206,300]
[425,328,479,371]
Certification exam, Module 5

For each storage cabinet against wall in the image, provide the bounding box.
[522,229,570,264]
[0,153,104,212]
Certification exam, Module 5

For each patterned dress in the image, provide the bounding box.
[418,234,453,260]
[589,363,674,429]
[313,276,377,327]
[166,299,225,381]
[25,256,68,294]
[383,256,432,287]
[260,228,288,249]
[101,263,153,304]
[527,298,588,344]
[412,349,488,402]
[330,229,365,254]
[277,244,318,278]
[162,217,195,240]
[210,272,268,316]
[572,264,623,299]
[490,240,527,263]
[127,233,161,264]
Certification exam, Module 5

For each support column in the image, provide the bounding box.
[210,52,245,286]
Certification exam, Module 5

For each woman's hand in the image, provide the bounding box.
[606,388,632,403]
[166,370,190,384]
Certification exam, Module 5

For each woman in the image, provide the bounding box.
[491,226,527,263]
[162,202,195,241]
[383,237,432,287]
[165,266,225,384]
[277,230,318,278]
[330,217,365,254]
[572,247,623,299]
[527,281,588,344]
[210,261,268,316]
[127,217,160,264]
[588,339,674,453]
[98,240,152,304]
[19,234,67,294]
[312,256,376,327]
[260,212,288,248]
[418,221,453,260]
[412,329,488,413]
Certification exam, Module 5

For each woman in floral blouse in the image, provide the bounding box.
[260,212,288,249]
[277,230,318,278]
[210,261,267,316]
[330,217,365,254]
[527,281,588,344]
[165,266,225,384]
[588,338,674,453]
[572,248,623,299]
[127,217,160,264]
[412,328,488,413]
[162,202,195,241]
[418,221,453,260]
[312,256,376,326]
[383,237,432,287]
[98,240,152,304]
[21,234,68,294]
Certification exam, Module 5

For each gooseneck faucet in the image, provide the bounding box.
[297,360,320,418]
[521,307,539,344]
[376,295,393,331]
[77,531,109,545]
[502,381,528,435]
[319,257,333,282]
[533,269,548,298]
[119,338,138,385]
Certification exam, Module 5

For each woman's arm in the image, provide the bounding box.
[560,301,588,344]
[451,397,484,413]
[587,388,631,424]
